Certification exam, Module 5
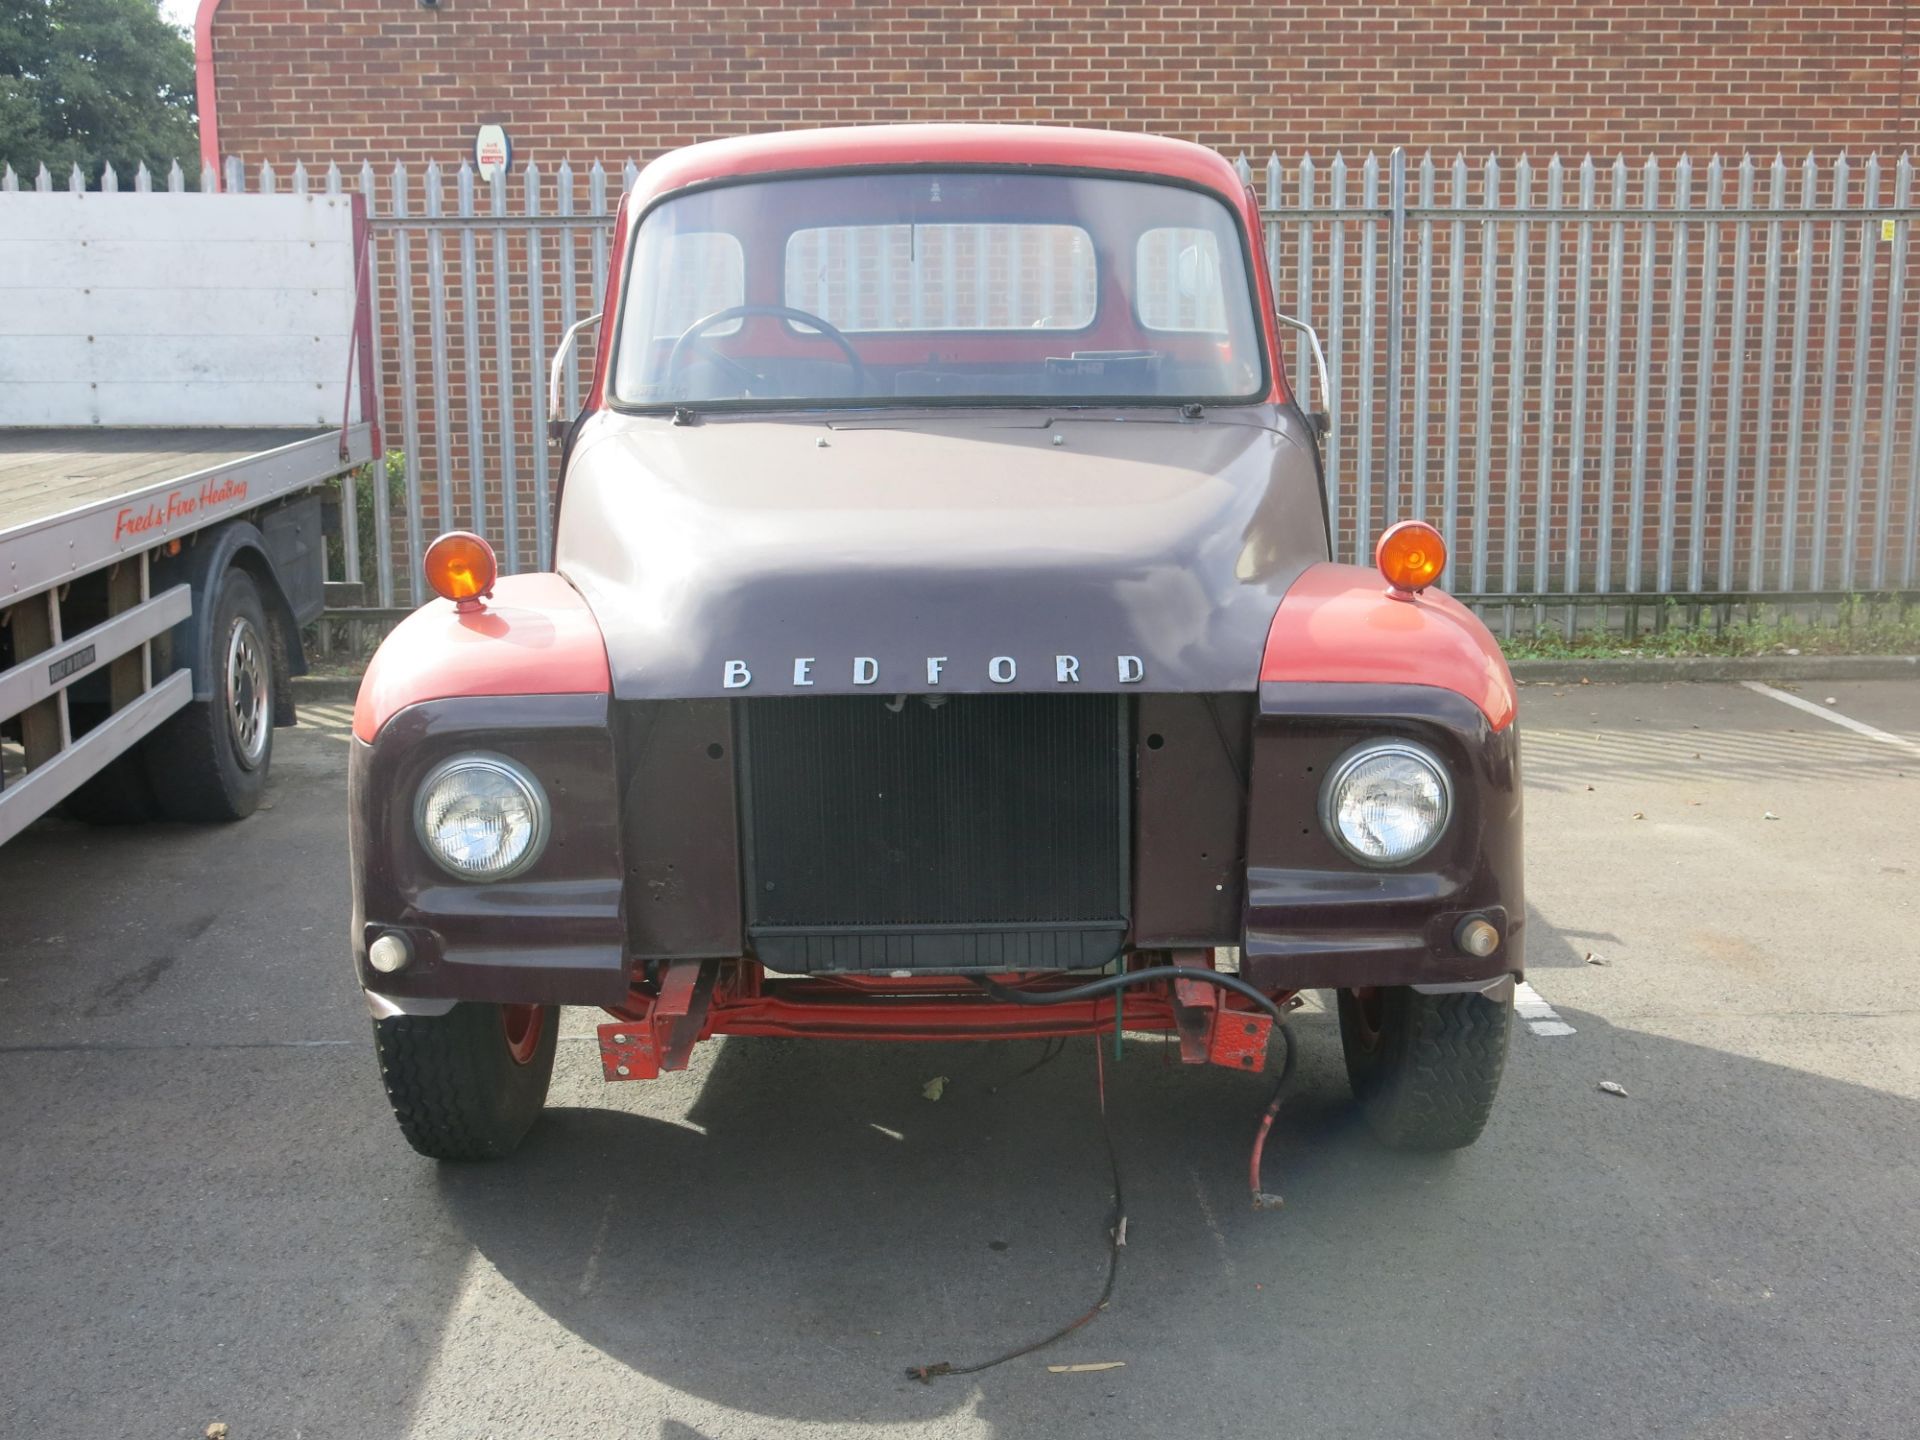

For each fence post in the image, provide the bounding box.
[1657,155,1690,598]
[361,159,394,608]
[1472,154,1499,595]
[1443,154,1467,559]
[1722,155,1756,592]
[1327,154,1348,560]
[1294,155,1314,420]
[391,161,427,603]
[1534,156,1564,624]
[1385,146,1407,534]
[490,165,519,573]
[1842,155,1880,591]
[1886,155,1915,590]
[1566,156,1597,633]
[457,162,486,534]
[1811,154,1850,592]
[1357,154,1380,563]
[526,162,553,570]
[1628,157,1660,596]
[557,161,580,415]
[1411,153,1435,526]
[424,160,456,550]
[1689,156,1723,594]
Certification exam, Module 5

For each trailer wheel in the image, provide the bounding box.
[372,1002,558,1161]
[1337,985,1511,1150]
[143,567,273,822]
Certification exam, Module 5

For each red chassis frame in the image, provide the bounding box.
[594,953,1292,1083]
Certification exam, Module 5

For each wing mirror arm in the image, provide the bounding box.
[547,312,603,444]
[1274,312,1331,437]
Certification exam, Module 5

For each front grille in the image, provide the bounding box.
[741,693,1129,972]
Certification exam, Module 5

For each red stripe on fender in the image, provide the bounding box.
[352,573,611,742]
[1259,563,1517,731]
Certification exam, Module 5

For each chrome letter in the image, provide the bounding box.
[853,656,880,685]
[1055,655,1081,683]
[793,657,815,686]
[723,660,752,689]
[989,656,1017,684]
[1117,655,1145,684]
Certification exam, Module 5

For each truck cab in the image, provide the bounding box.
[351,126,1522,1178]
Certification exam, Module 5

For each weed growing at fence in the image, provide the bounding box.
[323,451,409,583]
[1505,597,1920,659]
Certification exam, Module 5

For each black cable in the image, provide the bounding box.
[981,967,1299,1205]
[908,968,1298,1381]
[976,966,1293,1035]
[909,1037,1125,1382]
[988,1034,1066,1094]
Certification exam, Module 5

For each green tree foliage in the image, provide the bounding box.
[0,0,198,186]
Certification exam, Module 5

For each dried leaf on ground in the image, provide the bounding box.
[921,1075,947,1101]
[1048,1362,1127,1374]
[1585,951,1608,966]
[1597,1080,1629,1098]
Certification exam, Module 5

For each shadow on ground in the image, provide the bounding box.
[431,982,1920,1438]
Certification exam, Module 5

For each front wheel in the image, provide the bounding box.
[1337,985,1511,1150]
[372,1001,559,1160]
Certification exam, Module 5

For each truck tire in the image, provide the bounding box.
[1336,985,1511,1151]
[372,1002,558,1161]
[142,567,273,822]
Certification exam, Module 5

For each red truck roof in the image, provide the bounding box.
[629,124,1255,211]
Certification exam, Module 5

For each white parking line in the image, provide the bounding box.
[1515,980,1575,1037]
[1741,680,1920,758]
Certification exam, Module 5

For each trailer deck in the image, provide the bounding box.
[1,425,371,600]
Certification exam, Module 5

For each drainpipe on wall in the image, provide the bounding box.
[195,0,227,187]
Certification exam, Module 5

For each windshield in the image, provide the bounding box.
[611,169,1267,409]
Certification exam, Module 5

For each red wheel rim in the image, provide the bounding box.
[1349,986,1386,1048]
[501,1004,543,1066]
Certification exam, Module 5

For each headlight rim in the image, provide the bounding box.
[412,750,551,883]
[1318,738,1454,869]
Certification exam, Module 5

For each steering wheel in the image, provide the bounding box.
[664,304,868,395]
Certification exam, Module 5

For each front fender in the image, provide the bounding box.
[1242,565,1522,991]
[1258,562,1516,731]
[353,572,612,742]
[350,574,626,1006]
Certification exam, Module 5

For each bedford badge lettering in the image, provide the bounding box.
[720,653,1146,689]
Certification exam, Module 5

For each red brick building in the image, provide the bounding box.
[199,1,1917,179]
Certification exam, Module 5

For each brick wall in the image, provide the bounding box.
[212,1,1916,174]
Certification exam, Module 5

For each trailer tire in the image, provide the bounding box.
[142,567,273,822]
[1337,985,1511,1151]
[372,1002,558,1161]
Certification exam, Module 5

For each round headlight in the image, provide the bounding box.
[1321,741,1452,866]
[413,753,549,881]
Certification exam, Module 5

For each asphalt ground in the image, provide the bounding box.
[2,679,1916,1439]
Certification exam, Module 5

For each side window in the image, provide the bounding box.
[644,231,745,337]
[784,223,1095,331]
[1136,227,1229,333]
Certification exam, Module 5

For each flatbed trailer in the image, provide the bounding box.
[0,188,377,844]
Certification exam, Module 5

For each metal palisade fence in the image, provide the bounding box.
[7,149,1918,635]
[1245,149,1920,632]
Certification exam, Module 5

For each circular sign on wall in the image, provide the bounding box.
[474,125,513,183]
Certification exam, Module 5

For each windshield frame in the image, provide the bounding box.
[603,162,1273,416]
